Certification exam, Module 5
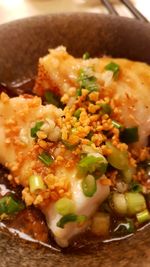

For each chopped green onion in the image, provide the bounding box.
[106,142,129,170]
[112,120,123,129]
[55,198,75,215]
[62,140,78,150]
[38,152,54,166]
[78,154,108,175]
[56,214,78,228]
[86,131,94,140]
[82,174,97,197]
[136,209,150,224]
[111,193,127,216]
[76,88,82,96]
[78,69,98,92]
[121,167,135,183]
[83,52,90,60]
[0,195,25,215]
[129,180,142,193]
[120,127,139,144]
[114,219,134,235]
[31,121,44,138]
[73,109,81,119]
[91,212,110,236]
[29,175,46,193]
[105,62,120,79]
[99,103,112,115]
[44,91,60,107]
[56,213,87,228]
[125,192,146,215]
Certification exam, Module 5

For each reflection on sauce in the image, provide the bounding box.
[0,79,35,97]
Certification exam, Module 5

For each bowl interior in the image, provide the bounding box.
[0,13,150,267]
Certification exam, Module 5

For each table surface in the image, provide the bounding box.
[0,0,150,24]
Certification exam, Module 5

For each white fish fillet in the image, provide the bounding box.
[0,93,109,247]
[34,46,150,146]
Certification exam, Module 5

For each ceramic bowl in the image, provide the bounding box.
[0,13,150,267]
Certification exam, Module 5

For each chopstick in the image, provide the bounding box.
[100,0,148,22]
[100,0,119,15]
[120,0,148,22]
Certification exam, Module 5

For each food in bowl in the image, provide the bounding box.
[0,46,150,248]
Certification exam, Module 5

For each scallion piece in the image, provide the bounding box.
[111,193,127,216]
[136,209,150,224]
[125,192,146,215]
[31,121,44,138]
[112,120,123,130]
[99,103,112,115]
[76,88,82,96]
[73,109,81,119]
[78,154,108,175]
[57,214,78,228]
[121,167,135,183]
[62,140,78,150]
[83,52,90,60]
[55,198,75,216]
[120,127,139,144]
[106,142,129,170]
[56,213,87,228]
[44,91,60,107]
[29,175,46,193]
[78,69,98,92]
[86,131,94,140]
[129,180,142,193]
[38,152,54,166]
[0,195,25,215]
[82,174,97,197]
[105,62,120,79]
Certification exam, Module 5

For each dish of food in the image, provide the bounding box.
[0,45,149,249]
[0,13,150,267]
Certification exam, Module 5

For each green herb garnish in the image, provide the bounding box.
[29,175,46,192]
[82,174,97,197]
[45,91,60,107]
[129,181,142,193]
[136,209,150,224]
[99,103,112,115]
[112,120,123,129]
[0,195,25,215]
[78,69,98,92]
[38,152,54,166]
[83,52,90,60]
[106,142,129,170]
[73,109,81,119]
[31,121,44,138]
[62,140,79,150]
[105,62,120,79]
[78,154,108,176]
[57,213,87,228]
[120,127,139,144]
[55,198,75,216]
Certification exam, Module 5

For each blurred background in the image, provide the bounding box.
[0,0,149,24]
